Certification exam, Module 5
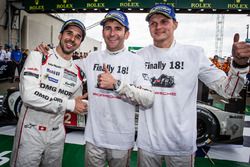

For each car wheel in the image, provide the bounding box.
[197,106,219,147]
[7,90,21,119]
[14,96,22,119]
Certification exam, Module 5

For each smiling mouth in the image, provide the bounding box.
[155,31,165,35]
[108,40,117,44]
[66,42,74,48]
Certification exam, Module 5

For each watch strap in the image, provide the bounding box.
[232,60,249,68]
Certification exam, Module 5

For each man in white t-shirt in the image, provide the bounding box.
[75,10,154,167]
[136,4,250,167]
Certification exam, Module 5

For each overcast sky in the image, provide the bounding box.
[60,13,249,59]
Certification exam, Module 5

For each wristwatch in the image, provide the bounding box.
[113,79,121,91]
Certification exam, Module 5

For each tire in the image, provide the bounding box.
[14,96,22,119]
[7,90,21,119]
[197,106,219,147]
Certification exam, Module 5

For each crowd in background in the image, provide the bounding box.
[0,44,28,82]
[72,51,89,60]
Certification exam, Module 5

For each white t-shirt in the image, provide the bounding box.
[77,48,152,150]
[137,42,248,156]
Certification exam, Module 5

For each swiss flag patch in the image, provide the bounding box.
[38,126,47,131]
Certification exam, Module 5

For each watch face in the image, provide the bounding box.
[115,80,121,90]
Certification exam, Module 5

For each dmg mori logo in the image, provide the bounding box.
[236,0,241,3]
[35,0,39,5]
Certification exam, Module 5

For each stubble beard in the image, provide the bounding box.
[60,40,76,55]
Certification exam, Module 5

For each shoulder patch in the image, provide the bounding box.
[42,54,49,65]
[76,65,86,81]
[42,53,52,65]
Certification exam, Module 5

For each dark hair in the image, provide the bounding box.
[60,19,86,42]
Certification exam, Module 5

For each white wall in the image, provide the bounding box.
[0,0,19,47]
[21,12,102,51]
[21,12,63,50]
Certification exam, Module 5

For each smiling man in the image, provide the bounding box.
[10,19,88,167]
[136,4,250,167]
[75,10,154,167]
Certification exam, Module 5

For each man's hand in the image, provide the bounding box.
[232,33,250,66]
[73,95,88,115]
[97,64,116,90]
[35,43,50,56]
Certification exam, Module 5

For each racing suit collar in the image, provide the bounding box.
[53,48,73,68]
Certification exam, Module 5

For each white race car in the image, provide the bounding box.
[197,102,244,146]
[0,88,245,147]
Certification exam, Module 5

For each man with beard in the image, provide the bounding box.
[10,19,88,167]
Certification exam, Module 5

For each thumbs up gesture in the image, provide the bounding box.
[232,33,250,66]
[97,64,117,90]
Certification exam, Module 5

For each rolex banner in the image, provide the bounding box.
[23,0,249,13]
